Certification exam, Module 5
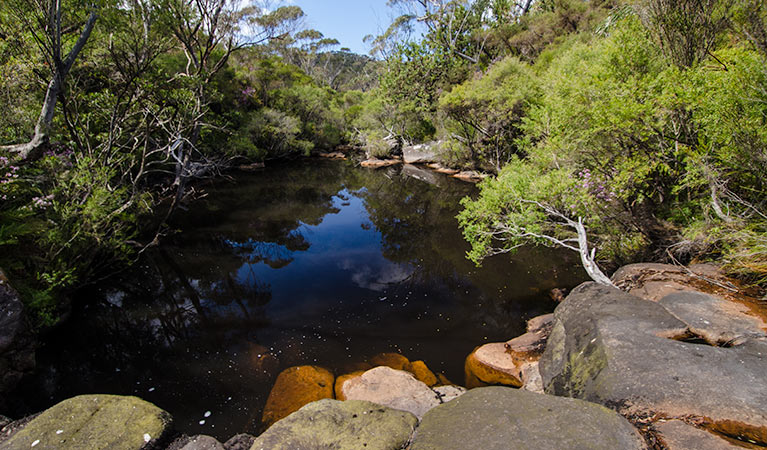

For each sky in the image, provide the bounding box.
[286,0,398,55]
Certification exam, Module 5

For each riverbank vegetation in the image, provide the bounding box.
[1,0,766,324]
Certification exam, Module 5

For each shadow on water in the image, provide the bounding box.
[7,159,587,439]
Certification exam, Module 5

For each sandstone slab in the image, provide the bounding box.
[250,399,417,450]
[540,282,767,445]
[340,366,440,418]
[410,387,646,450]
[2,394,171,450]
[261,365,334,427]
[361,159,401,169]
[464,343,522,388]
[655,420,746,450]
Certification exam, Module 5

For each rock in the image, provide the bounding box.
[435,373,454,386]
[180,435,225,450]
[526,313,554,334]
[655,420,745,450]
[368,352,410,371]
[464,343,522,388]
[520,361,544,394]
[0,415,11,429]
[403,142,440,164]
[361,159,401,169]
[611,262,743,302]
[425,163,459,175]
[432,385,466,404]
[261,365,335,427]
[451,170,487,183]
[659,291,767,346]
[402,164,441,186]
[2,394,171,450]
[250,399,417,450]
[0,276,36,401]
[224,434,256,450]
[539,282,767,445]
[504,331,547,362]
[315,151,346,160]
[405,360,439,387]
[410,387,647,450]
[340,367,441,419]
[334,370,365,401]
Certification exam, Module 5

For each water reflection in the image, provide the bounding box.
[8,160,587,439]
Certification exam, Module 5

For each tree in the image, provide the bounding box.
[1,0,99,161]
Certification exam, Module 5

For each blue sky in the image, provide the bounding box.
[287,0,397,55]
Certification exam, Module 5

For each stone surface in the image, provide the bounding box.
[410,387,647,450]
[2,394,171,450]
[432,385,466,404]
[655,420,746,450]
[452,171,487,183]
[180,435,225,450]
[261,365,335,427]
[611,263,745,302]
[504,330,547,362]
[368,352,410,370]
[334,370,365,401]
[540,282,767,445]
[250,399,417,450]
[405,360,438,387]
[526,313,554,334]
[0,277,36,400]
[464,343,522,388]
[520,361,544,394]
[425,163,459,175]
[402,142,440,164]
[316,151,346,160]
[361,159,401,169]
[659,291,767,346]
[340,366,441,419]
[223,434,256,450]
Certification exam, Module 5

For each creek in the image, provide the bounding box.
[7,159,586,440]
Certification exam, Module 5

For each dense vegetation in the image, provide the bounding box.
[1,0,766,324]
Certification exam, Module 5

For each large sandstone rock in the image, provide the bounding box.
[540,282,767,445]
[360,159,401,169]
[250,399,417,450]
[261,365,334,427]
[410,387,647,450]
[655,420,745,450]
[0,273,36,400]
[340,367,441,419]
[402,142,440,164]
[2,395,171,450]
[464,343,522,388]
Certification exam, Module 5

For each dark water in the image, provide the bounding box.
[8,159,586,440]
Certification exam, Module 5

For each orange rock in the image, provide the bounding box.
[261,365,335,427]
[464,343,523,389]
[369,352,410,371]
[435,373,454,387]
[361,159,401,169]
[334,370,365,401]
[406,360,439,387]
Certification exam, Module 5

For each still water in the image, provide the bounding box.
[9,159,586,439]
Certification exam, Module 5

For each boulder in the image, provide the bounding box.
[0,274,36,400]
[360,159,401,169]
[261,365,335,427]
[368,352,410,370]
[250,399,417,450]
[2,394,171,450]
[405,360,438,387]
[410,387,647,450]
[340,367,441,419]
[520,361,544,394]
[464,343,522,388]
[334,370,365,401]
[526,313,554,334]
[179,435,225,450]
[223,434,255,450]
[504,331,547,362]
[539,282,767,445]
[432,385,466,404]
[655,420,745,450]
[402,142,440,164]
[611,263,746,302]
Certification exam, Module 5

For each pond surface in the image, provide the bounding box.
[8,159,586,440]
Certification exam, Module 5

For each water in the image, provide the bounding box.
[7,159,587,440]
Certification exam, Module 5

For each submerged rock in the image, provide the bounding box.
[250,399,417,450]
[223,434,255,450]
[179,435,225,450]
[2,394,171,450]
[410,387,647,450]
[261,365,334,427]
[0,273,36,401]
[539,282,767,445]
[655,420,745,450]
[402,164,441,186]
[340,367,441,419]
[464,343,522,388]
